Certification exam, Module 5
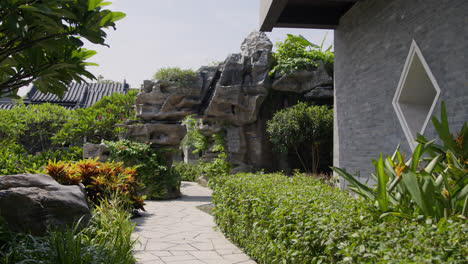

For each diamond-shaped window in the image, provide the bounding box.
[392,40,441,150]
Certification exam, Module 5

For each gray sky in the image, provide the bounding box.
[85,0,333,88]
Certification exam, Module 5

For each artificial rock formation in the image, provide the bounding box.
[0,174,90,235]
[123,31,333,173]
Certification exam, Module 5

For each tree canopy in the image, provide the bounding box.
[0,0,125,98]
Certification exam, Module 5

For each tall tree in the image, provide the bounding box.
[0,0,125,98]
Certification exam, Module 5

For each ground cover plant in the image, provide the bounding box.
[104,139,181,200]
[267,102,333,173]
[0,196,136,264]
[333,102,468,221]
[211,173,468,263]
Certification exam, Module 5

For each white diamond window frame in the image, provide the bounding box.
[392,40,441,150]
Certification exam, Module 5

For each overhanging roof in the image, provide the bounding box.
[260,0,357,31]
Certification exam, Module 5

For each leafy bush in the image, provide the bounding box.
[333,102,468,221]
[0,145,82,175]
[104,140,181,200]
[211,173,468,263]
[54,90,137,146]
[267,102,333,173]
[173,162,201,182]
[153,67,198,86]
[181,115,208,154]
[0,102,71,153]
[0,196,136,264]
[46,158,145,210]
[270,34,334,77]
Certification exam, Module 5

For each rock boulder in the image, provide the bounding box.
[0,174,91,235]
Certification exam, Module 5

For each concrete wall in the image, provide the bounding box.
[334,0,468,186]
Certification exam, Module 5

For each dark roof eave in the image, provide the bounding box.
[260,0,357,32]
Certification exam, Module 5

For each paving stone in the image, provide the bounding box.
[132,181,255,264]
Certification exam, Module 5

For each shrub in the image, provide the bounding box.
[54,90,137,146]
[333,102,468,221]
[46,158,145,210]
[0,145,82,175]
[0,102,71,153]
[104,140,181,200]
[0,196,136,264]
[267,102,333,173]
[211,173,468,263]
[153,67,198,86]
[173,162,201,182]
[270,34,334,77]
[181,115,208,154]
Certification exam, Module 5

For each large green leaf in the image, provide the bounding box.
[376,154,389,211]
[331,167,375,201]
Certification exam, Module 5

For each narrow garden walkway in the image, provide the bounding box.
[131,181,256,264]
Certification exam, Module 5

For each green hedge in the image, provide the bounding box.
[211,173,468,263]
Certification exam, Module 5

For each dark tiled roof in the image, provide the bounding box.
[25,82,129,109]
[0,95,18,110]
[0,103,17,110]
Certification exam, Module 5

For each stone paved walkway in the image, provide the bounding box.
[131,181,256,264]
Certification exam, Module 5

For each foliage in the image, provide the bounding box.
[153,67,198,86]
[0,196,136,264]
[333,102,468,221]
[46,158,145,210]
[0,145,82,175]
[0,0,125,98]
[173,162,201,182]
[267,102,333,173]
[269,34,334,78]
[211,173,468,263]
[0,102,71,153]
[104,140,181,200]
[54,90,137,146]
[181,115,208,154]
[198,130,231,180]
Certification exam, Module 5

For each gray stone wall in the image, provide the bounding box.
[334,0,468,186]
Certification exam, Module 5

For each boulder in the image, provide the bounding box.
[272,62,332,93]
[120,123,186,148]
[0,174,90,236]
[240,31,273,57]
[83,143,110,161]
[135,80,202,121]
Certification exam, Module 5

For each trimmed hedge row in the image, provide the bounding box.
[211,173,468,263]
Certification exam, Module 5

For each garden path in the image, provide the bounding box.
[131,181,256,264]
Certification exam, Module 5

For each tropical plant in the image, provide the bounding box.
[46,158,145,210]
[0,0,125,97]
[267,102,333,173]
[332,102,468,221]
[153,67,198,86]
[269,34,334,77]
[54,89,137,146]
[104,139,181,200]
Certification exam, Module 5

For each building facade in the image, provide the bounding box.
[260,0,468,185]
